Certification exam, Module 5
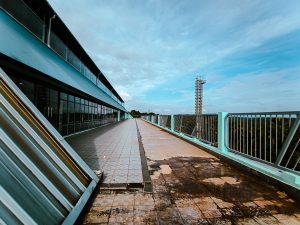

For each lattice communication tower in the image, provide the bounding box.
[195,76,206,115]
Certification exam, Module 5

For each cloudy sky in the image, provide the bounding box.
[48,0,300,114]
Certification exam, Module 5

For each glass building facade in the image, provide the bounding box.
[7,73,124,136]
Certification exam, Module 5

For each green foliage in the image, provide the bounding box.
[130,110,156,118]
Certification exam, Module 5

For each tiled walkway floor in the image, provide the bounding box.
[66,119,143,184]
[77,119,300,225]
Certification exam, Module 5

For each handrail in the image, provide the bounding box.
[225,112,300,174]
[142,112,300,175]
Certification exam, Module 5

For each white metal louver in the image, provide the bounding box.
[0,68,99,225]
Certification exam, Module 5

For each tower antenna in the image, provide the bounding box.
[195,76,206,115]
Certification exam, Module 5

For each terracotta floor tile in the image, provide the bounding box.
[83,211,110,224]
[134,193,155,206]
[194,197,218,211]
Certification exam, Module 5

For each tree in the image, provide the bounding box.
[130,110,156,118]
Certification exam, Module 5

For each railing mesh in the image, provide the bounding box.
[197,114,218,146]
[174,114,218,146]
[160,115,171,129]
[142,114,217,147]
[151,115,158,124]
[142,112,299,173]
[227,112,300,172]
[174,115,196,136]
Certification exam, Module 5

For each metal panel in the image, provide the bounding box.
[0,68,99,224]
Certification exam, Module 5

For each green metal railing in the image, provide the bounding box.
[174,114,218,146]
[160,115,171,129]
[143,114,218,147]
[142,111,300,185]
[227,112,300,173]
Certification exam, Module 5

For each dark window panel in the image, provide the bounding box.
[59,100,68,124]
[80,104,85,122]
[75,97,80,103]
[68,95,74,102]
[75,123,81,132]
[68,124,75,134]
[49,89,59,128]
[85,104,89,121]
[75,103,80,122]
[60,92,68,100]
[61,125,68,136]
[36,85,48,115]
[68,102,75,123]
[19,79,35,103]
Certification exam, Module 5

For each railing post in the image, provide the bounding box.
[275,115,300,166]
[218,112,228,153]
[171,115,174,131]
[158,115,160,126]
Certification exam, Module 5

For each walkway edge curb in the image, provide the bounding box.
[135,119,153,193]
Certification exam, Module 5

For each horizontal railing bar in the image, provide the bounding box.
[228,111,300,115]
[227,146,300,176]
[174,113,218,116]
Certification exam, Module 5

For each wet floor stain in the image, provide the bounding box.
[151,164,172,179]
[150,156,300,224]
[79,156,300,225]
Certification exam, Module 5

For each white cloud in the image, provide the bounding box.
[204,67,300,113]
[114,86,132,102]
[47,0,300,113]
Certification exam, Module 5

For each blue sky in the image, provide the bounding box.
[48,0,300,113]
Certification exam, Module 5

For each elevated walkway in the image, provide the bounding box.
[77,119,300,224]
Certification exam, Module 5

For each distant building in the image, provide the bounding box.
[195,76,206,114]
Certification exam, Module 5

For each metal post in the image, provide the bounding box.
[47,14,56,46]
[158,115,160,126]
[275,115,300,166]
[218,112,228,153]
[171,115,174,131]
